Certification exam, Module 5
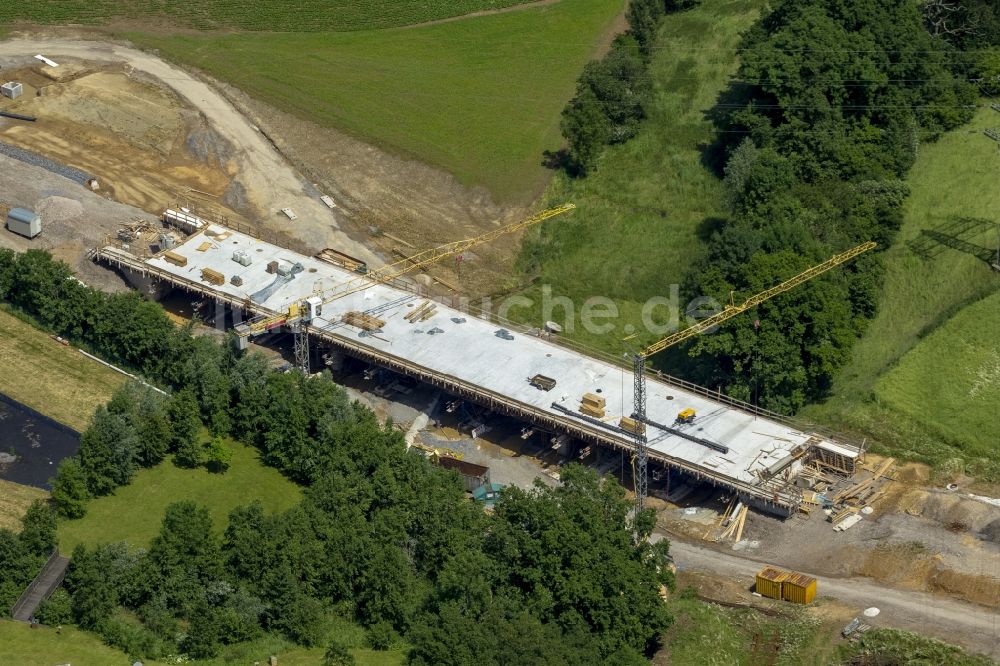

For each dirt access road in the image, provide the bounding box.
[657,535,1000,659]
[0,37,381,266]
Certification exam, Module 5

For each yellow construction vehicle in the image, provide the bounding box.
[675,408,696,425]
[236,203,576,339]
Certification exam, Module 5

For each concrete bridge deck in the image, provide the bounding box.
[96,224,859,514]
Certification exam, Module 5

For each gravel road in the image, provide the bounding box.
[657,535,1000,659]
[0,38,381,265]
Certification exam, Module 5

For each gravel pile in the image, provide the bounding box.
[36,195,84,223]
[0,141,93,185]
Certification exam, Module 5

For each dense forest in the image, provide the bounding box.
[0,248,674,663]
[559,0,1000,413]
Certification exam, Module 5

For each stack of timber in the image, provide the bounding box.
[719,505,749,542]
[579,392,606,418]
[619,416,645,436]
[164,251,187,267]
[404,301,437,323]
[342,311,386,331]
[201,268,224,285]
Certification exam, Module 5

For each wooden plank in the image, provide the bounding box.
[383,232,414,248]
[734,506,748,542]
[405,301,431,321]
[872,457,895,482]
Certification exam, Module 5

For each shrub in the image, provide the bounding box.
[37,588,73,625]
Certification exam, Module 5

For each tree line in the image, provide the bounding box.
[0,248,674,663]
[560,0,699,174]
[678,0,992,412]
[558,0,997,413]
[0,501,57,612]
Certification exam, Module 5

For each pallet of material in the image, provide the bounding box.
[619,416,645,435]
[266,260,279,274]
[196,241,212,252]
[163,251,187,267]
[342,311,386,331]
[579,403,605,418]
[201,268,225,285]
[581,392,606,409]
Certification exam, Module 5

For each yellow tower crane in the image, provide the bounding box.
[236,204,576,371]
[627,241,876,512]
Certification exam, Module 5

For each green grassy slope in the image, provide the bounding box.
[0,619,405,666]
[874,290,1000,459]
[0,621,169,666]
[0,1,535,32]
[57,440,302,552]
[510,0,767,351]
[128,0,623,202]
[802,105,1000,476]
[820,106,1000,397]
[655,596,840,666]
[0,308,125,432]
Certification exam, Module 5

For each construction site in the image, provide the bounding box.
[91,207,1000,654]
[1,39,998,661]
[93,205,872,518]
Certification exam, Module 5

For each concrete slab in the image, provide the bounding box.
[132,226,839,503]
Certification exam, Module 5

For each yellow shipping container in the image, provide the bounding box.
[755,566,816,604]
[780,571,817,604]
[755,567,787,600]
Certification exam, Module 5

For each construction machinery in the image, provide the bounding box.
[675,408,696,425]
[627,241,876,512]
[234,204,576,371]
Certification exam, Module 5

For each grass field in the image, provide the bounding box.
[655,596,841,666]
[509,0,767,352]
[128,0,623,202]
[0,621,167,666]
[0,308,125,432]
[0,0,534,32]
[0,619,405,666]
[874,290,1000,459]
[801,105,1000,476]
[0,479,48,532]
[57,440,302,552]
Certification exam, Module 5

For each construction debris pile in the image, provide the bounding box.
[798,456,896,531]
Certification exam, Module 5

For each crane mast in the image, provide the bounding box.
[630,241,876,513]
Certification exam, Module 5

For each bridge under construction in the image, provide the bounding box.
[95,216,863,516]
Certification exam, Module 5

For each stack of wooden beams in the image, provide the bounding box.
[579,392,606,418]
[619,416,645,435]
[404,301,437,323]
[201,268,224,285]
[342,311,386,331]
